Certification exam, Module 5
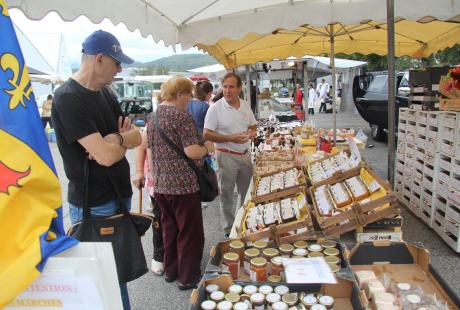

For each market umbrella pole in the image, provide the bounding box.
[387,0,396,184]
[330,24,337,144]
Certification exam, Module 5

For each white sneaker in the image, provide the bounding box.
[151,259,164,276]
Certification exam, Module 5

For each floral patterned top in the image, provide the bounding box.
[147,105,204,195]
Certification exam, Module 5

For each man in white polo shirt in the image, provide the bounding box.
[204,73,257,236]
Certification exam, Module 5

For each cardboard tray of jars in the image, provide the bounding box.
[251,166,307,204]
[347,241,460,310]
[204,238,350,283]
[309,165,400,238]
[255,149,295,162]
[189,274,366,310]
[253,160,296,177]
[235,190,316,242]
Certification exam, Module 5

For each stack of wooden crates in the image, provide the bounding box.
[395,107,460,252]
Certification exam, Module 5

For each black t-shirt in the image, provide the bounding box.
[52,79,132,207]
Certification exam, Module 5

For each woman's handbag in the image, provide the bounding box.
[154,114,219,202]
[67,158,152,283]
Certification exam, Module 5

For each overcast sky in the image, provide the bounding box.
[9,9,202,68]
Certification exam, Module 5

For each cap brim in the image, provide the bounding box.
[112,52,134,65]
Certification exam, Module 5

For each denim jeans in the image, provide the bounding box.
[69,198,132,310]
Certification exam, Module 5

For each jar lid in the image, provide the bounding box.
[268,275,282,283]
[311,304,327,310]
[397,282,411,291]
[308,251,324,258]
[279,243,294,252]
[321,240,337,248]
[406,294,421,304]
[253,240,268,249]
[293,240,308,249]
[229,240,245,249]
[228,285,243,294]
[282,293,298,306]
[272,301,288,310]
[319,295,334,306]
[201,300,217,310]
[328,263,339,273]
[263,248,279,257]
[251,257,267,267]
[259,285,274,294]
[308,244,323,252]
[233,302,249,310]
[323,248,340,256]
[206,284,220,294]
[223,252,239,262]
[210,290,225,301]
[271,256,284,266]
[225,292,240,303]
[293,248,308,256]
[243,285,258,295]
[274,285,289,296]
[324,255,340,264]
[250,292,265,303]
[266,292,281,303]
[244,248,260,257]
[216,300,233,310]
[302,295,317,305]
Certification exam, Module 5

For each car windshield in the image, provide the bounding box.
[367,75,388,92]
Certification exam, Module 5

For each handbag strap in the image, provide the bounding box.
[153,112,203,179]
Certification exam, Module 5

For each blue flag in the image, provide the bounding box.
[0,1,78,306]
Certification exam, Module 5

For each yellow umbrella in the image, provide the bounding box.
[198,18,460,68]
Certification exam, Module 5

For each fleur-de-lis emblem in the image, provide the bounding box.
[0,0,9,17]
[1,53,33,110]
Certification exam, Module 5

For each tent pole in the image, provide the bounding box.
[387,0,395,184]
[330,24,337,144]
[245,64,252,108]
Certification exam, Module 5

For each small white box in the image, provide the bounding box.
[446,202,460,225]
[441,111,457,128]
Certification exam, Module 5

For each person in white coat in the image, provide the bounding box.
[307,84,317,115]
[316,78,329,113]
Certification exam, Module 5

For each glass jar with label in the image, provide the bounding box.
[228,285,243,295]
[292,248,308,257]
[233,301,249,310]
[278,244,294,257]
[201,300,217,310]
[308,244,323,252]
[223,252,240,280]
[243,285,258,295]
[258,285,273,295]
[244,248,260,274]
[216,300,233,310]
[301,294,317,307]
[225,292,240,304]
[323,247,339,257]
[323,255,340,265]
[253,240,268,251]
[250,293,266,310]
[321,240,337,249]
[311,304,327,310]
[263,248,279,274]
[282,293,298,306]
[308,251,324,258]
[319,295,334,309]
[270,256,284,279]
[211,291,225,303]
[229,240,245,266]
[274,285,289,296]
[327,263,339,273]
[250,257,268,282]
[271,301,288,310]
[293,240,308,249]
[268,275,282,283]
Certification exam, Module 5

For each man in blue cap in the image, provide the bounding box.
[51,30,141,310]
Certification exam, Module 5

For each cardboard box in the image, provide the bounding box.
[189,275,365,310]
[348,241,460,309]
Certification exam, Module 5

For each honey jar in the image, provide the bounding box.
[229,240,245,266]
[223,252,240,280]
[253,240,268,251]
[250,257,268,282]
[279,244,294,257]
[244,248,260,274]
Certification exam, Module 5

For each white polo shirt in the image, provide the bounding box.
[204,97,257,153]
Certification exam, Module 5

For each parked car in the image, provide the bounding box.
[352,71,409,141]
[277,87,290,98]
[111,80,154,123]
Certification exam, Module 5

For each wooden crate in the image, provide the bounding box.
[274,217,317,244]
[252,167,306,204]
[236,190,314,242]
[309,166,400,237]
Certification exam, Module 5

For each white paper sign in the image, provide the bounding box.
[347,137,362,163]
[6,275,104,310]
[283,257,337,284]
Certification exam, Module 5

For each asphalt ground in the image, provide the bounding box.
[50,110,459,310]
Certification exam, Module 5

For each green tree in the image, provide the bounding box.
[155,65,170,75]
[133,66,156,76]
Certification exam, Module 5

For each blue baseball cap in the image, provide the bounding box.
[82,30,134,64]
